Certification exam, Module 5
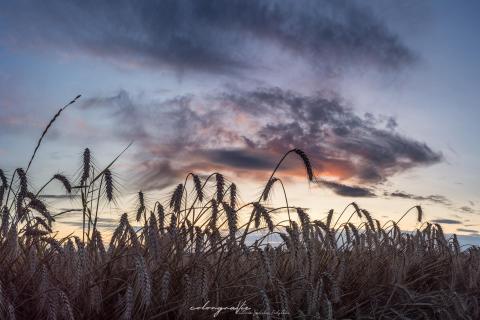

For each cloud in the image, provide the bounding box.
[81,87,443,193]
[0,0,414,76]
[387,191,450,205]
[134,159,183,191]
[82,90,150,142]
[218,88,442,183]
[59,216,120,229]
[387,192,478,212]
[460,206,474,213]
[320,181,376,198]
[431,219,462,225]
[201,149,276,170]
[457,228,479,234]
[38,194,80,199]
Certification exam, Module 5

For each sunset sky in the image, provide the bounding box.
[0,1,479,237]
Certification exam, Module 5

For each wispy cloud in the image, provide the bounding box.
[459,206,475,213]
[457,228,479,234]
[320,181,376,198]
[0,0,414,76]
[387,191,451,206]
[58,216,120,229]
[385,191,480,214]
[431,219,462,225]
[38,194,80,199]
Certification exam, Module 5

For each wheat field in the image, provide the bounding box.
[0,98,479,319]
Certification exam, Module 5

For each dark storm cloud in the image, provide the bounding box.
[320,181,376,198]
[0,0,414,75]
[431,219,462,225]
[81,87,443,194]
[201,149,276,170]
[387,191,451,205]
[220,87,443,184]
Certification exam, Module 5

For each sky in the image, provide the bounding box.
[0,0,479,238]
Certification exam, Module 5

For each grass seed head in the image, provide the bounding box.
[81,148,91,185]
[53,174,71,194]
[192,174,203,202]
[293,149,314,181]
[103,169,113,201]
[215,173,225,202]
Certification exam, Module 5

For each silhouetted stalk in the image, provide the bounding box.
[26,95,81,173]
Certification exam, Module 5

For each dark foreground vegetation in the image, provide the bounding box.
[0,97,478,320]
